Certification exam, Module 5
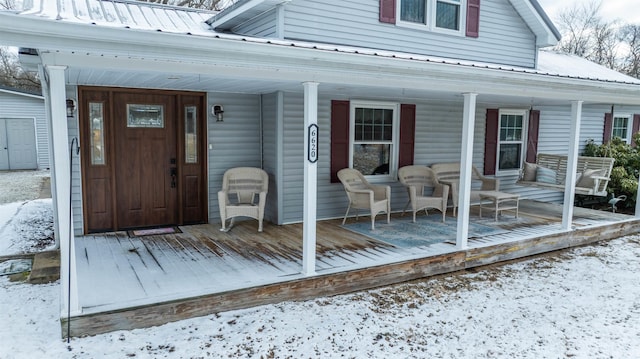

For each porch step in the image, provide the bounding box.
[28,250,59,284]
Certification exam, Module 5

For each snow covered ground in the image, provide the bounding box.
[1,171,639,358]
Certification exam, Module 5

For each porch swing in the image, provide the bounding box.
[516,153,615,197]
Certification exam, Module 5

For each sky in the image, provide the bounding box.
[537,0,640,25]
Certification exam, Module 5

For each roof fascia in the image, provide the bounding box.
[509,0,561,47]
[0,88,44,100]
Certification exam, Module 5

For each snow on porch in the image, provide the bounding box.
[73,200,634,318]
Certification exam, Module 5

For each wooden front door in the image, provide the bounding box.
[80,87,207,232]
[114,92,177,228]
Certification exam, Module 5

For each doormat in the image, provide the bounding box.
[342,214,507,249]
[128,227,181,237]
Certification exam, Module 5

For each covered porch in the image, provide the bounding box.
[65,201,639,337]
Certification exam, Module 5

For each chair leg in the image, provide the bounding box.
[258,218,263,232]
[370,214,375,230]
[342,205,351,225]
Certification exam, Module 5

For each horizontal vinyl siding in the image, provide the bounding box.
[282,0,536,68]
[66,87,84,235]
[207,92,263,223]
[0,92,49,169]
[261,92,279,223]
[232,7,277,37]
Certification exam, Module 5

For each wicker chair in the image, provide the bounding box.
[398,165,449,222]
[337,168,391,230]
[218,167,269,232]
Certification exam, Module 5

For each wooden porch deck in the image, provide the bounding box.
[66,200,639,337]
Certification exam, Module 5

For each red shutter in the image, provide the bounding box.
[399,104,416,168]
[379,0,396,24]
[526,110,540,163]
[484,109,499,175]
[331,100,350,183]
[603,112,612,144]
[466,0,480,37]
[632,114,640,147]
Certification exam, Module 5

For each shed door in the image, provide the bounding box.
[0,119,37,170]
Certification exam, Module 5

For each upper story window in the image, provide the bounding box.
[399,0,464,34]
[498,110,527,172]
[612,114,632,143]
[350,101,400,179]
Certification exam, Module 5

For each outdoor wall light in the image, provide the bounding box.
[66,98,77,117]
[213,104,224,122]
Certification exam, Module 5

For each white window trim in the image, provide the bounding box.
[396,0,466,37]
[496,109,528,175]
[612,113,632,143]
[349,100,400,182]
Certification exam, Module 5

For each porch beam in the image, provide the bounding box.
[456,93,478,249]
[562,100,583,230]
[46,65,80,316]
[302,82,319,276]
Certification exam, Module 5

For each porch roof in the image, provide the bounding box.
[1,4,640,106]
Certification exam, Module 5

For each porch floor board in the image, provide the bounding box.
[71,200,637,332]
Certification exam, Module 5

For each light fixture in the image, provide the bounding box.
[66,98,77,117]
[213,104,224,122]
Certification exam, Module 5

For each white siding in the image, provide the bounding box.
[261,92,280,223]
[232,7,277,37]
[207,92,263,223]
[0,91,49,169]
[281,0,537,68]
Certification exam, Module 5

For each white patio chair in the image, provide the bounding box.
[218,167,269,232]
[398,165,449,222]
[337,168,391,230]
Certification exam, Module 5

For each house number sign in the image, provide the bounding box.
[307,124,318,163]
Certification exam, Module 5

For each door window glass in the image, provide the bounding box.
[127,104,164,128]
[89,102,105,165]
[185,106,197,163]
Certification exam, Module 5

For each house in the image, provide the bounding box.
[0,85,49,170]
[1,0,640,336]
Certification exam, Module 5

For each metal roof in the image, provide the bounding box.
[22,0,216,34]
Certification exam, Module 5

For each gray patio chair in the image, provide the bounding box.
[398,165,449,222]
[337,168,391,230]
[218,167,269,232]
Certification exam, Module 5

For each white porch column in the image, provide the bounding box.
[456,93,477,249]
[47,65,80,316]
[562,101,583,230]
[302,82,319,276]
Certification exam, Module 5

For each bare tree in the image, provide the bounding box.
[0,0,18,10]
[619,25,640,79]
[555,1,603,57]
[0,47,41,92]
[135,0,234,11]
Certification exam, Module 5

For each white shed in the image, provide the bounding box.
[0,86,49,170]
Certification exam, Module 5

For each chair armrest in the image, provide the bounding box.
[370,184,391,201]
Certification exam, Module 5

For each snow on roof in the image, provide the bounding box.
[15,0,640,87]
[22,0,216,35]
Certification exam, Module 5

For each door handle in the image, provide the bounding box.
[170,168,177,188]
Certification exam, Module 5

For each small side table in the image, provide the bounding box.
[478,191,520,221]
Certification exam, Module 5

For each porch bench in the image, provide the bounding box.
[516,153,615,197]
[430,162,500,216]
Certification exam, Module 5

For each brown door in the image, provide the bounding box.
[80,87,207,232]
[113,92,178,229]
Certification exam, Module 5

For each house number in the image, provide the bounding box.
[307,124,318,163]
